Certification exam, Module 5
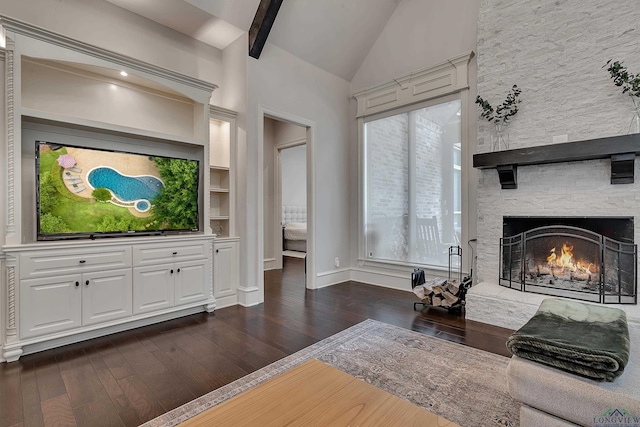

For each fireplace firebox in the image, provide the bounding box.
[500,217,637,304]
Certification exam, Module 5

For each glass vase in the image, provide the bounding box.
[491,122,509,151]
[630,97,640,134]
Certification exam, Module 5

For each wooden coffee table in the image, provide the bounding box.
[180,359,459,426]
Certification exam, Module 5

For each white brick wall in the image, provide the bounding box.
[476,0,640,283]
[367,115,409,219]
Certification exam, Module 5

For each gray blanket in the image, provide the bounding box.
[506,298,630,382]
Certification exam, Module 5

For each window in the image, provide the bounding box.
[363,98,462,269]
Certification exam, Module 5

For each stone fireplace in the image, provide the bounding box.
[500,217,637,304]
[469,0,640,330]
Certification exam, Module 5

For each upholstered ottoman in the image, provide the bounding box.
[506,327,640,427]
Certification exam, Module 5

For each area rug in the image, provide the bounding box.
[142,319,519,427]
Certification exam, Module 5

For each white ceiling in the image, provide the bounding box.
[105,0,401,82]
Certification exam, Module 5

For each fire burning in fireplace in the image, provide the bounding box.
[532,240,599,286]
[545,242,597,276]
[500,219,637,304]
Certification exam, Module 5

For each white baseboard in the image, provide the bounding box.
[215,294,239,309]
[349,267,412,292]
[315,268,351,288]
[237,286,262,307]
[263,258,277,271]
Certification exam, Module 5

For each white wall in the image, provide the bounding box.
[350,0,480,91]
[221,33,249,288]
[245,41,350,297]
[274,120,306,144]
[281,145,307,207]
[349,0,481,282]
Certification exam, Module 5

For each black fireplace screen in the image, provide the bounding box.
[500,225,637,304]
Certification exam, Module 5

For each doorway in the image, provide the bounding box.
[261,113,313,288]
[278,143,307,263]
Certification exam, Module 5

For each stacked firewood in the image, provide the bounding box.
[412,277,462,308]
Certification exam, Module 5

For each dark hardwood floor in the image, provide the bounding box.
[0,258,513,427]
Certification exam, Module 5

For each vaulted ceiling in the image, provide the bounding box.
[104,0,401,81]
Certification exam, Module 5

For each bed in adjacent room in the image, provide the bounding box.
[282,205,307,253]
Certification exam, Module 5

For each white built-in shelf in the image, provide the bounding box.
[21,108,206,146]
[210,188,229,193]
[210,215,230,220]
[209,166,229,171]
[209,167,230,192]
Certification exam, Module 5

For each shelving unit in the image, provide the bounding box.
[209,107,237,238]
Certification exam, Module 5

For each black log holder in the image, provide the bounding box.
[411,245,472,311]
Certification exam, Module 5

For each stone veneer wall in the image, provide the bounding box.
[476,0,640,283]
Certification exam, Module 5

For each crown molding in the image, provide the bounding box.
[352,51,474,117]
[0,16,218,95]
[209,105,238,120]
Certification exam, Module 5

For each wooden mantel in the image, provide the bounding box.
[473,133,640,189]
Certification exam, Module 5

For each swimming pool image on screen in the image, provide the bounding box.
[87,166,163,212]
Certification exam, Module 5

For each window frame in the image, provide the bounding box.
[358,92,470,275]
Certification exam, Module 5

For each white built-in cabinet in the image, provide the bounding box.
[8,236,213,359]
[213,238,240,307]
[208,106,240,308]
[209,107,237,238]
[21,268,132,339]
[0,17,245,362]
[132,259,209,314]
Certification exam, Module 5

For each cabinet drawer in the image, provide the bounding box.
[20,247,132,279]
[133,242,208,266]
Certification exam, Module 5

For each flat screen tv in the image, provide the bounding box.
[36,141,200,240]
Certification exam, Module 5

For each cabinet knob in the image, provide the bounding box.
[177,268,181,273]
[85,280,89,286]
[170,269,174,274]
[216,249,219,253]
[79,260,86,264]
[75,281,79,287]
[172,252,178,255]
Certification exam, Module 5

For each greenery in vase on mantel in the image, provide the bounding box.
[475,85,522,151]
[604,59,640,134]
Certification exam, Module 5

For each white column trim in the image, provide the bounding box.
[4,255,18,350]
[4,40,14,239]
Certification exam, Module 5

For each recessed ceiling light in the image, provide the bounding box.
[120,71,128,77]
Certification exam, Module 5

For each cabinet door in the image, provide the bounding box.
[20,274,82,339]
[82,269,133,326]
[174,259,209,306]
[214,241,239,299]
[133,265,174,315]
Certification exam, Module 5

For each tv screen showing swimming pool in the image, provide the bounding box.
[35,141,200,240]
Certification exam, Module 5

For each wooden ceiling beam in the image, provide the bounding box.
[248,0,284,59]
